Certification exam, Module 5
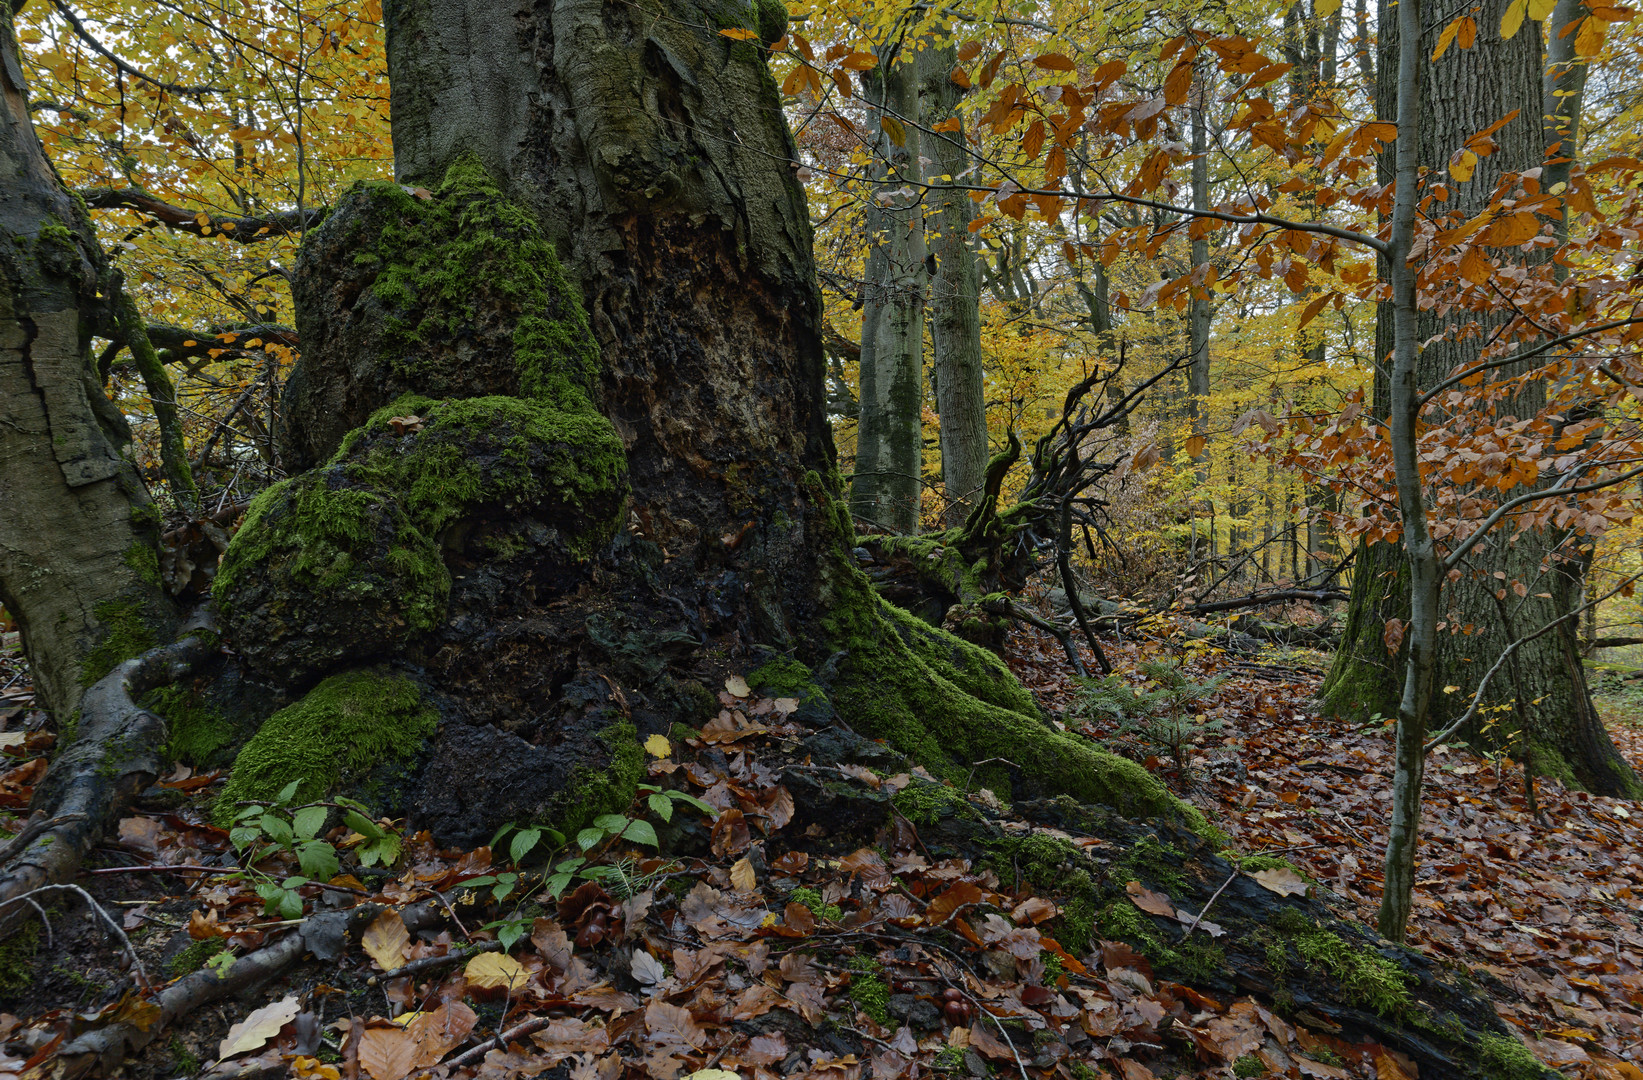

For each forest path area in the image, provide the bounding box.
[1005,626,1643,1078]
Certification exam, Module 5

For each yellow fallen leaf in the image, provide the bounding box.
[465,951,528,991]
[725,675,750,697]
[361,909,409,971]
[219,994,301,1059]
[644,733,672,758]
[730,856,758,892]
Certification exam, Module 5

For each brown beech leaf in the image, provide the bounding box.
[357,1025,417,1080]
[1125,880,1177,918]
[1248,867,1310,897]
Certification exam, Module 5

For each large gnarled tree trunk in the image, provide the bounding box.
[193,0,1192,848]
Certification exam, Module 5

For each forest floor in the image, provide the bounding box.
[0,620,1638,1080]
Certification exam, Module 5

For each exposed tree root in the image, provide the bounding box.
[0,618,218,937]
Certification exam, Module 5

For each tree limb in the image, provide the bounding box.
[80,187,322,243]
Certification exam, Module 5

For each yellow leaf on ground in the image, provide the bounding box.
[730,856,758,892]
[644,733,672,758]
[466,951,528,991]
[361,910,409,971]
[218,994,301,1059]
[724,675,750,697]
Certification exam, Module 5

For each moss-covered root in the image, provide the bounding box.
[791,570,1211,834]
[214,668,437,823]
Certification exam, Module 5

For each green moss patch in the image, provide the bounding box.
[1268,908,1414,1018]
[144,685,235,767]
[80,599,157,687]
[214,669,437,822]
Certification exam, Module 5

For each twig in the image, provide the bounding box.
[1178,869,1237,940]
[435,1015,555,1070]
[375,941,501,983]
[0,883,148,985]
[0,813,86,863]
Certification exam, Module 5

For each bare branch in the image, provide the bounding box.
[81,187,322,242]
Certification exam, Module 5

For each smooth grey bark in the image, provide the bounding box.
[920,44,987,529]
[848,48,926,533]
[0,7,171,720]
[1543,0,1589,221]
[1380,0,1434,943]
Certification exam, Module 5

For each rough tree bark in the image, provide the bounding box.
[0,7,174,721]
[1319,0,1639,798]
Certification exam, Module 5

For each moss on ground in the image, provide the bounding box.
[144,684,235,767]
[789,886,843,923]
[891,779,980,826]
[0,922,39,993]
[1475,1032,1555,1080]
[168,937,226,977]
[213,668,437,822]
[847,955,889,1024]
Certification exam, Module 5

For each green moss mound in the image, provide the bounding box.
[214,669,437,823]
[359,154,599,411]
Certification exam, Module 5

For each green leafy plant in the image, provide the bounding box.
[1076,659,1226,783]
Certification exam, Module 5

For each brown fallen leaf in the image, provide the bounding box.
[1248,867,1310,897]
[729,856,758,892]
[1125,880,1177,918]
[358,1024,418,1080]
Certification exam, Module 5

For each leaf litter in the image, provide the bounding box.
[0,625,1635,1078]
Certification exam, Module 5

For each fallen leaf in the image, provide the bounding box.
[644,733,672,757]
[729,856,758,892]
[406,1002,477,1068]
[358,1025,417,1080]
[1249,867,1310,897]
[219,995,301,1059]
[631,949,667,988]
[361,910,409,971]
[1125,880,1177,918]
[724,675,750,697]
[465,952,528,991]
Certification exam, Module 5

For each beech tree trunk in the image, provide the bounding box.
[0,9,173,720]
[849,47,926,534]
[1320,0,1639,798]
[191,0,1195,848]
[921,44,989,529]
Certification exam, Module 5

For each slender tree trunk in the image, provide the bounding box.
[0,8,173,720]
[849,46,925,533]
[921,45,988,529]
[1187,69,1212,484]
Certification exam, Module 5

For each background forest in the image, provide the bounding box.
[2,0,1643,1076]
